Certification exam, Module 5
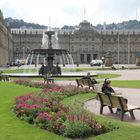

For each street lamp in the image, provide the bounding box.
[117,31,120,65]
[128,32,130,65]
[23,47,25,59]
[101,57,104,69]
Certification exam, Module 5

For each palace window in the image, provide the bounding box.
[72,46,74,52]
[79,48,82,51]
[114,38,116,41]
[93,54,97,59]
[15,47,19,52]
[108,38,111,41]
[87,54,91,63]
[80,54,84,63]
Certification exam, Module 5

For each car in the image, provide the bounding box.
[90,59,103,66]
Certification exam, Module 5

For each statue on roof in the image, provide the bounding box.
[0,9,4,24]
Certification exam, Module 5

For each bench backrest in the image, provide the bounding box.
[98,93,128,111]
[76,79,93,87]
[82,79,91,86]
[43,74,52,80]
[0,75,9,81]
[109,95,122,109]
[94,84,102,93]
[119,97,128,111]
[76,79,83,86]
[97,92,112,106]
[109,95,128,111]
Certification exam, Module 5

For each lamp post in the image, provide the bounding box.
[128,32,130,65]
[101,56,104,69]
[23,47,25,59]
[117,31,120,66]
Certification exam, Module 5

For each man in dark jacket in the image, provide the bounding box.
[83,72,97,84]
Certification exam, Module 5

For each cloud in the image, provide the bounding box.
[0,0,140,27]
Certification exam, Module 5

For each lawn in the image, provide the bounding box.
[62,67,111,71]
[2,66,113,74]
[3,68,37,73]
[112,80,140,89]
[0,82,67,140]
[9,73,121,82]
[97,73,121,79]
[1,82,140,140]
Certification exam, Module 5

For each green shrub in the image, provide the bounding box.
[64,121,92,138]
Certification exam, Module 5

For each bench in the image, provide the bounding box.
[43,75,54,84]
[94,83,103,93]
[97,92,140,121]
[94,83,103,99]
[0,74,9,81]
[76,79,94,89]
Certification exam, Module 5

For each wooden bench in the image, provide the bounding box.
[97,92,114,114]
[0,74,9,81]
[94,83,103,93]
[43,75,54,84]
[97,92,140,121]
[76,79,94,89]
[94,83,103,100]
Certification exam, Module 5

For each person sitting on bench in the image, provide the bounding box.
[102,79,115,94]
[102,79,127,114]
[0,71,9,81]
[43,72,54,84]
[83,72,97,84]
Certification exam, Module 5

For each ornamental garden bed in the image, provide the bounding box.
[13,79,117,138]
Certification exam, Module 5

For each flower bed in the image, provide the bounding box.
[13,79,115,138]
[14,79,55,89]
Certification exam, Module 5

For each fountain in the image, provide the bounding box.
[26,30,74,75]
[7,30,97,78]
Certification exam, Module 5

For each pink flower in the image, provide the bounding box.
[38,112,53,120]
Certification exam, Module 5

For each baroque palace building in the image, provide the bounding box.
[11,29,43,60]
[11,20,140,65]
[0,10,13,66]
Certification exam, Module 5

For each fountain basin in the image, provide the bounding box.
[6,72,97,78]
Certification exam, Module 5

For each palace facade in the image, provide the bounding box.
[0,10,13,66]
[11,20,140,65]
[11,29,43,60]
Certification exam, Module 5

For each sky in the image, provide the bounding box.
[0,0,140,28]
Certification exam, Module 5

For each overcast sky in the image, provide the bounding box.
[0,0,140,27]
